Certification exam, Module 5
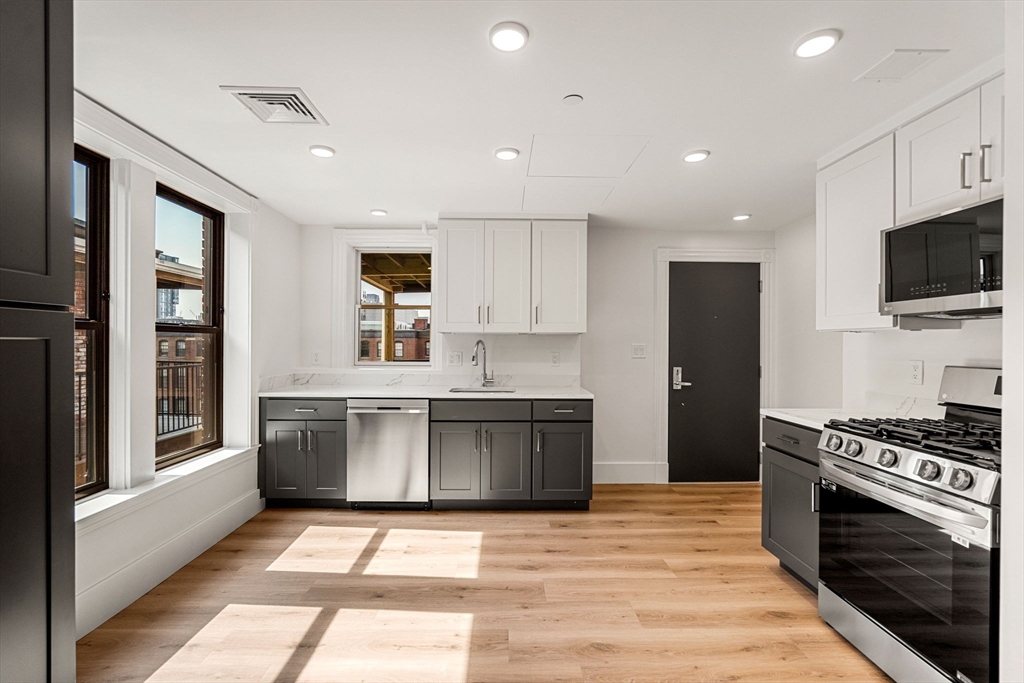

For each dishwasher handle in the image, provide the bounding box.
[347,407,428,414]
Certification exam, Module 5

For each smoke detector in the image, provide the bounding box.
[220,86,328,125]
[855,49,949,83]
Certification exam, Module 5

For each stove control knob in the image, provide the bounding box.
[916,460,942,482]
[844,439,863,457]
[826,434,843,451]
[877,449,899,468]
[950,468,974,491]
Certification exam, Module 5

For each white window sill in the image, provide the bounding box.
[75,446,258,534]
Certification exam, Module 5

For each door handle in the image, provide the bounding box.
[980,144,992,182]
[536,431,543,452]
[483,430,489,452]
[811,482,819,513]
[297,430,303,452]
[307,430,314,451]
[475,429,480,453]
[960,151,973,189]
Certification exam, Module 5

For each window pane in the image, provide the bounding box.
[357,252,430,363]
[74,328,99,488]
[358,308,383,360]
[156,331,219,462]
[155,196,211,324]
[73,160,88,318]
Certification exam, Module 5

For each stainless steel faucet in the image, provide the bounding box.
[471,339,494,387]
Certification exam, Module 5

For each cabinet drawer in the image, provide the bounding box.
[266,399,347,421]
[533,400,592,422]
[761,418,820,465]
[430,400,531,422]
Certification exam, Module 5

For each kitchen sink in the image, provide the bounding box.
[449,387,516,393]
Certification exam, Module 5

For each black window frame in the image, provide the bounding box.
[73,145,110,499]
[154,184,224,469]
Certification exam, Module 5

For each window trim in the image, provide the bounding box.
[154,183,225,470]
[74,145,110,499]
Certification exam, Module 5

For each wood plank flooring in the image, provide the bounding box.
[77,484,890,683]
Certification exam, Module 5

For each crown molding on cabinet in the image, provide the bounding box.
[439,211,589,221]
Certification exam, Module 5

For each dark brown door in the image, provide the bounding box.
[668,262,760,482]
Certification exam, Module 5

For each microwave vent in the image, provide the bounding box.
[220,86,328,125]
[855,49,949,83]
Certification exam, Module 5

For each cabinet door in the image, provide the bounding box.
[265,420,307,498]
[531,220,587,333]
[761,446,819,588]
[896,89,981,223]
[815,135,896,331]
[0,0,74,307]
[307,420,347,499]
[533,423,593,500]
[980,76,1005,200]
[430,422,480,499]
[435,219,484,333]
[484,220,531,333]
[481,422,531,500]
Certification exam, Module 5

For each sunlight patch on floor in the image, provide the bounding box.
[363,528,483,579]
[145,603,322,682]
[297,609,474,683]
[266,525,378,574]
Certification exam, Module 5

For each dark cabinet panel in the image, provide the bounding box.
[0,307,75,682]
[761,445,819,587]
[265,399,347,421]
[0,0,74,306]
[762,418,821,465]
[481,422,531,500]
[430,422,480,499]
[307,421,346,499]
[533,423,593,500]
[265,420,306,498]
[532,400,593,422]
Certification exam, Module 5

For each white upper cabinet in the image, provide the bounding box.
[531,220,587,333]
[895,89,981,223]
[980,75,1005,200]
[484,220,532,333]
[435,219,485,333]
[816,135,897,331]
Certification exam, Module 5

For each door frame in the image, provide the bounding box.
[653,248,775,483]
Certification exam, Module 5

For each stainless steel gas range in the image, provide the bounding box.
[816,366,1001,683]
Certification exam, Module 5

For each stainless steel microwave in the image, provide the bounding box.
[881,199,1003,318]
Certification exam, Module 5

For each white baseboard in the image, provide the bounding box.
[76,489,263,637]
[593,462,667,484]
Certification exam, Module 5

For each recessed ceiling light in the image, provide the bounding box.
[495,147,520,161]
[682,150,710,163]
[733,214,752,221]
[308,145,335,158]
[489,22,529,52]
[794,29,842,58]
[370,209,387,217]
[563,94,584,106]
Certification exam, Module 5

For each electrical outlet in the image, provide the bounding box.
[550,352,560,367]
[909,360,924,385]
[631,343,647,359]
[311,350,323,366]
[447,351,463,367]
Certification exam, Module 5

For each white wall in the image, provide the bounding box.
[581,222,774,483]
[773,215,844,408]
[842,320,1002,410]
[1000,1,1023,678]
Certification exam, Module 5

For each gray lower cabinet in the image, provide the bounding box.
[761,445,819,587]
[533,423,593,500]
[430,422,481,499]
[482,422,532,500]
[265,418,347,500]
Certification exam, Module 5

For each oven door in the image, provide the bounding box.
[818,454,997,683]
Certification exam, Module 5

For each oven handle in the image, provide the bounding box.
[819,457,994,546]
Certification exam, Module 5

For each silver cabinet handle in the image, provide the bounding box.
[534,306,539,324]
[483,430,489,452]
[980,144,992,182]
[536,431,543,452]
[307,430,314,451]
[486,305,490,324]
[960,151,973,189]
[777,435,800,446]
[475,429,480,453]
[477,305,481,324]
[294,408,317,413]
[297,430,303,452]
[811,482,819,513]
[553,408,575,413]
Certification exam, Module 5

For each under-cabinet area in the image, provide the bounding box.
[258,393,594,509]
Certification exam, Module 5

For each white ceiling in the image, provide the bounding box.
[74,0,1004,231]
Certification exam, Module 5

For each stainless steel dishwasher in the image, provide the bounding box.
[346,398,430,508]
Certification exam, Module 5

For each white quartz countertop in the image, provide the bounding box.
[760,408,883,431]
[259,385,595,400]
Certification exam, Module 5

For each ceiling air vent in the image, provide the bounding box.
[855,49,949,82]
[219,86,328,125]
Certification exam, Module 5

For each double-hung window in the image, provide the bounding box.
[72,146,110,498]
[154,185,224,467]
[357,252,431,363]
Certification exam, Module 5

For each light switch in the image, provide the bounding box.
[550,352,560,367]
[631,343,647,359]
[448,352,463,367]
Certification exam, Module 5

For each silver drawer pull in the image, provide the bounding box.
[294,408,317,413]
[777,435,800,445]
[553,408,575,413]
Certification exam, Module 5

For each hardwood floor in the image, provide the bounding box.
[77,484,890,682]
